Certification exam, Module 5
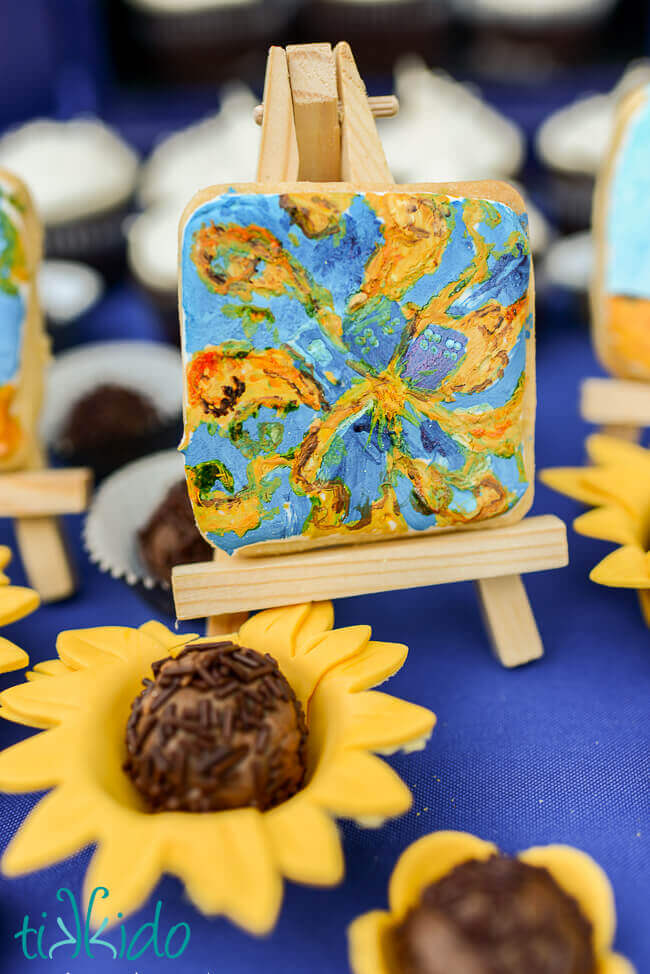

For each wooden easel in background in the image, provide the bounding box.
[176,43,569,667]
[1,456,91,602]
[580,377,650,442]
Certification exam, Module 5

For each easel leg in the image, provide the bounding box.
[205,612,249,637]
[14,516,76,603]
[475,575,544,668]
[600,424,641,443]
[205,549,249,636]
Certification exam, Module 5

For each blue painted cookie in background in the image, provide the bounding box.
[180,188,534,554]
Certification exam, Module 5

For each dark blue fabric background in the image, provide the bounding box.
[0,286,647,974]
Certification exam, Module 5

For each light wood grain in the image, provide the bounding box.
[256,47,299,183]
[14,516,76,603]
[581,377,650,427]
[205,612,250,637]
[253,94,399,126]
[173,515,568,620]
[0,467,92,517]
[475,575,544,668]
[286,43,341,181]
[335,41,393,184]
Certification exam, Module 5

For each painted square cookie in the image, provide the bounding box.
[592,83,650,381]
[179,183,535,555]
[0,169,47,471]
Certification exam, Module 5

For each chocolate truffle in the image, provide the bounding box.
[57,383,161,454]
[389,855,595,974]
[124,641,308,813]
[138,479,212,585]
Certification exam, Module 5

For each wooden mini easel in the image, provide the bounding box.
[2,456,91,602]
[174,42,569,667]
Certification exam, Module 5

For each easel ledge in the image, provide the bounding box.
[580,377,650,440]
[174,515,568,668]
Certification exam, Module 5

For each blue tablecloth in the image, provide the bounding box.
[0,288,648,973]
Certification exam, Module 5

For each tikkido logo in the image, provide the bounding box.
[13,886,191,961]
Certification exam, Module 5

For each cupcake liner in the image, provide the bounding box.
[301,1,450,72]
[45,201,132,282]
[42,340,182,481]
[84,448,186,614]
[127,0,294,84]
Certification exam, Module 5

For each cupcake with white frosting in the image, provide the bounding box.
[536,60,650,230]
[0,118,139,275]
[138,84,259,209]
[452,0,619,80]
[122,0,290,85]
[129,84,259,339]
[299,0,450,74]
[378,58,524,183]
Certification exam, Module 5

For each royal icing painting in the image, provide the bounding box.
[180,188,534,554]
[0,177,30,463]
[594,83,650,380]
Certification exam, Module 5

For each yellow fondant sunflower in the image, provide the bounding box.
[541,435,650,625]
[348,830,635,974]
[0,545,38,674]
[0,602,435,934]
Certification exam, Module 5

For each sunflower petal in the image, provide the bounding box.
[586,434,650,470]
[519,845,615,956]
[0,727,67,790]
[0,705,50,728]
[348,910,393,974]
[56,627,137,668]
[3,786,98,875]
[0,546,12,571]
[0,670,90,726]
[309,751,412,822]
[326,641,408,692]
[294,601,335,653]
[638,589,650,627]
[138,621,195,653]
[85,829,164,929]
[389,831,497,918]
[290,626,372,701]
[591,546,650,588]
[265,797,344,885]
[27,660,72,680]
[0,585,39,626]
[239,604,314,662]
[598,953,637,974]
[574,507,641,547]
[0,636,28,674]
[346,691,436,753]
[539,468,607,507]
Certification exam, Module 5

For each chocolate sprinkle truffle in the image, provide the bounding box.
[389,855,595,974]
[138,479,212,585]
[57,383,161,454]
[124,641,308,813]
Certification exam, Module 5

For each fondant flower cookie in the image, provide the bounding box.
[0,602,435,934]
[0,546,38,674]
[541,435,650,625]
[349,831,635,974]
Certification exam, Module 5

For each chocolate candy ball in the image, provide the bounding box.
[124,641,308,813]
[389,855,595,974]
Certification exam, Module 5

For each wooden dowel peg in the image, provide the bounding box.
[14,516,76,603]
[253,94,399,126]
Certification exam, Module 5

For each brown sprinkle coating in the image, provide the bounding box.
[123,641,308,813]
[388,854,596,974]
